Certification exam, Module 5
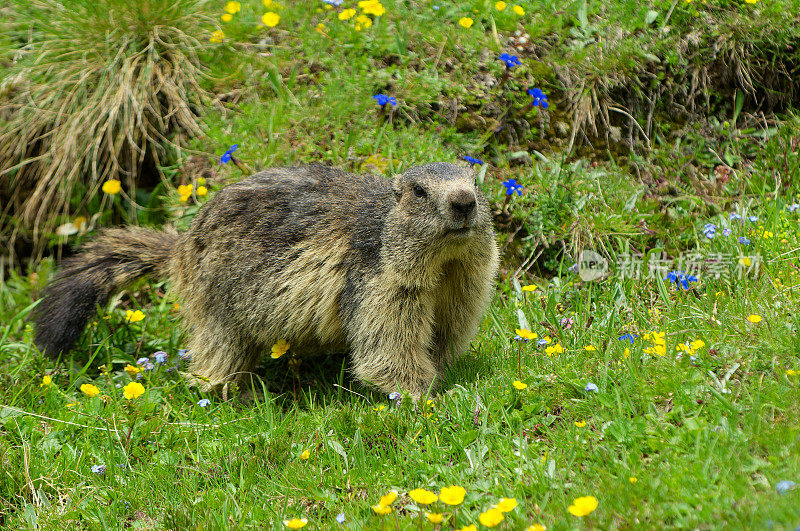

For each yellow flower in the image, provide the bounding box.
[355,14,373,28]
[575,420,586,427]
[373,404,386,412]
[339,8,356,19]
[527,525,546,531]
[358,0,386,16]
[539,336,551,345]
[568,496,598,517]
[221,13,233,22]
[372,504,392,515]
[785,369,797,376]
[496,497,517,512]
[378,490,398,506]
[177,184,193,200]
[300,449,310,460]
[409,488,438,504]
[263,0,272,6]
[225,1,241,14]
[512,380,528,390]
[739,256,752,267]
[209,29,225,43]
[644,343,666,356]
[584,344,597,351]
[271,339,290,359]
[747,314,762,323]
[478,508,504,527]
[458,526,477,531]
[102,179,121,195]
[690,339,705,350]
[495,1,507,10]
[124,364,141,375]
[40,375,52,387]
[426,512,444,524]
[762,230,773,238]
[316,22,326,33]
[629,476,638,483]
[544,343,564,356]
[283,518,308,529]
[515,329,538,340]
[125,309,145,322]
[123,381,145,400]
[439,485,466,505]
[521,284,537,291]
[458,17,474,28]
[81,384,100,397]
[196,186,208,197]
[512,5,525,15]
[262,12,280,26]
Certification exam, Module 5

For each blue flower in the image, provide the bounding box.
[91,464,106,475]
[748,215,758,222]
[775,480,796,494]
[738,237,751,245]
[729,213,742,221]
[462,155,484,166]
[136,357,149,366]
[198,398,211,407]
[372,94,398,107]
[323,0,344,4]
[154,351,168,363]
[665,270,698,290]
[498,53,522,69]
[527,87,549,109]
[584,382,599,393]
[336,513,346,524]
[220,144,238,164]
[788,203,799,212]
[618,333,638,344]
[388,392,402,404]
[536,338,549,347]
[178,349,190,359]
[502,179,523,196]
[702,223,716,239]
[722,228,732,236]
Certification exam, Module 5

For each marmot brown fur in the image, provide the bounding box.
[34,163,499,397]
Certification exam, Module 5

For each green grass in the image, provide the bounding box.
[2,0,800,528]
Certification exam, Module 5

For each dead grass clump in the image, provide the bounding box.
[0,0,212,260]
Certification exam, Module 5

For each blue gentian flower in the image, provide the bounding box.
[702,223,716,239]
[584,382,599,392]
[502,179,523,196]
[462,155,484,166]
[748,215,758,222]
[788,203,799,212]
[729,213,742,221]
[388,392,402,404]
[372,94,398,107]
[738,237,751,245]
[775,480,796,494]
[136,357,149,366]
[722,228,732,236]
[154,351,167,363]
[323,0,344,5]
[92,464,106,475]
[527,87,549,109]
[220,144,238,164]
[498,53,522,69]
[618,333,638,344]
[198,398,211,407]
[536,338,549,347]
[665,270,698,290]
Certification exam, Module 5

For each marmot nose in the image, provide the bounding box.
[449,190,477,219]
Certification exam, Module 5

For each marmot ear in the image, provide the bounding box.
[391,175,403,202]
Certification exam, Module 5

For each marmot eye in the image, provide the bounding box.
[412,185,427,198]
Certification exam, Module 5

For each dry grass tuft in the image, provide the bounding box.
[0,0,212,260]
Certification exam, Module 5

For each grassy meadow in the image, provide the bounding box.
[1,0,800,528]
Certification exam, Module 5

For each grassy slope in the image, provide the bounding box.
[1,0,800,528]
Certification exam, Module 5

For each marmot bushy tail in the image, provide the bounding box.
[35,163,499,398]
[34,227,180,358]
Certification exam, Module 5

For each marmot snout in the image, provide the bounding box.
[34,162,499,399]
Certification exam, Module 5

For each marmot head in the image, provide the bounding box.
[390,162,493,249]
